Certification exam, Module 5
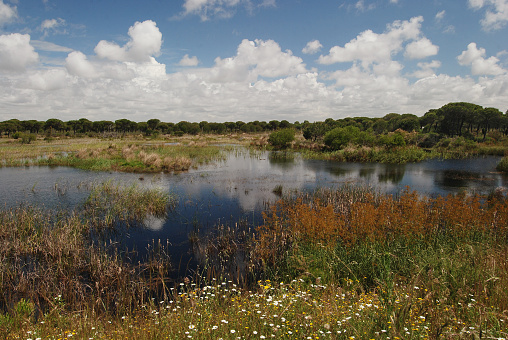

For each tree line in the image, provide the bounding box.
[1,102,506,143]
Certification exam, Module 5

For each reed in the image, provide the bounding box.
[2,185,508,339]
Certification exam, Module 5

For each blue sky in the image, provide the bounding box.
[0,0,507,123]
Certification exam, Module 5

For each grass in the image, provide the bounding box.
[0,136,230,172]
[2,185,508,339]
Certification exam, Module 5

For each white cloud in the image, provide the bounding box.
[390,0,399,4]
[435,10,446,21]
[94,20,162,62]
[443,25,456,34]
[182,0,274,21]
[209,39,307,83]
[0,33,38,72]
[0,18,507,125]
[469,0,508,31]
[355,0,376,11]
[411,60,441,78]
[65,51,99,78]
[405,37,439,59]
[0,0,16,26]
[40,18,64,30]
[25,69,68,91]
[458,42,506,75]
[179,54,199,66]
[31,40,73,53]
[318,16,424,67]
[302,40,322,54]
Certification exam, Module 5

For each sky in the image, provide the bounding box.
[0,0,507,123]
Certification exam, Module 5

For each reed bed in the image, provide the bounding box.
[2,186,508,339]
[0,181,175,339]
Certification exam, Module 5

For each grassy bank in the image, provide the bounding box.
[1,186,508,339]
[0,136,233,172]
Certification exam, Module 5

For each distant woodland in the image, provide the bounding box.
[1,102,507,147]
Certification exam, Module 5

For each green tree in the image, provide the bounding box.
[147,119,160,131]
[436,102,483,136]
[478,107,503,140]
[323,126,361,150]
[303,122,327,141]
[268,128,295,149]
[44,118,64,135]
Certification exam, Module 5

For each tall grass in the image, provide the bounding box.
[2,185,508,339]
[0,137,225,172]
[0,181,175,338]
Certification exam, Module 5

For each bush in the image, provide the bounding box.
[20,133,36,144]
[323,126,361,150]
[497,156,508,172]
[378,132,406,148]
[268,128,295,149]
[418,133,442,148]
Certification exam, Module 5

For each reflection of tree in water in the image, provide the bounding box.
[435,170,482,188]
[327,167,354,177]
[268,151,296,170]
[359,167,376,179]
[377,164,406,184]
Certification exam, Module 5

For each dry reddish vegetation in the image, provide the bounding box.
[258,189,508,249]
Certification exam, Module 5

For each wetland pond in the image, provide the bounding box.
[1,148,507,279]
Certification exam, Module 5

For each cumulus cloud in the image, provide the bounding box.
[209,39,307,83]
[65,51,99,78]
[182,0,275,21]
[94,20,162,62]
[411,60,441,78]
[0,33,38,72]
[179,54,199,66]
[318,16,426,67]
[26,69,68,91]
[469,0,508,31]
[0,0,16,26]
[405,37,439,59]
[458,42,506,75]
[302,40,322,54]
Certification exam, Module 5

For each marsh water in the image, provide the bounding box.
[1,148,507,279]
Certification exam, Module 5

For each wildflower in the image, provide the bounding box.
[230,330,236,334]
[212,326,218,330]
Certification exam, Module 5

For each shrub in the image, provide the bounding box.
[20,133,36,144]
[323,126,361,150]
[497,156,508,172]
[268,128,295,149]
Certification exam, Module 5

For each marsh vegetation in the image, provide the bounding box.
[1,182,508,339]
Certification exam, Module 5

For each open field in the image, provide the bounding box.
[1,184,507,339]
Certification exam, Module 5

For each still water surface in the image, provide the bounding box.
[1,149,506,277]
